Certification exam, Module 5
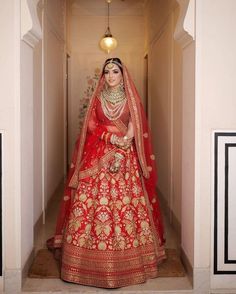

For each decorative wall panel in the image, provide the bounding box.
[214,132,236,274]
[0,134,2,276]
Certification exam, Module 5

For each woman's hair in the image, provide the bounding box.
[102,58,123,74]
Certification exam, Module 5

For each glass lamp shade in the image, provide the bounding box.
[99,34,118,54]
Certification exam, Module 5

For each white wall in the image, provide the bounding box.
[43,3,65,205]
[172,7,183,234]
[0,0,43,291]
[33,0,65,223]
[144,0,183,233]
[149,17,172,209]
[68,1,145,159]
[20,40,34,269]
[0,0,65,290]
[33,6,43,225]
[181,42,195,268]
[0,1,22,291]
[195,0,236,289]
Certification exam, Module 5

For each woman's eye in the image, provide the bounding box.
[104,71,109,74]
[113,70,119,74]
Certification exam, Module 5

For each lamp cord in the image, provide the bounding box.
[107,1,110,28]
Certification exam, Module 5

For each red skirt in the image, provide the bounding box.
[59,143,165,288]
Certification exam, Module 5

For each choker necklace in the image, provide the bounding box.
[101,86,127,121]
[102,86,126,105]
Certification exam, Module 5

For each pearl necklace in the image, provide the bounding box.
[101,87,127,121]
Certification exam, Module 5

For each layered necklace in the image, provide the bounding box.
[101,85,127,121]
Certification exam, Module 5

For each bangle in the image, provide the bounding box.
[101,132,105,141]
[115,149,126,158]
[101,132,113,144]
[110,134,118,145]
[115,152,124,160]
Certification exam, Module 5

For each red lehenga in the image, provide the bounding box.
[50,64,166,288]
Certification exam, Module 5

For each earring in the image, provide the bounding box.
[119,80,124,91]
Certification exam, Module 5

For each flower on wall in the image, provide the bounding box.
[78,67,101,132]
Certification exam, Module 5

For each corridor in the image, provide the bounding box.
[4,0,236,293]
[24,0,192,292]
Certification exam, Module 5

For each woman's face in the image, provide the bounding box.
[104,63,123,89]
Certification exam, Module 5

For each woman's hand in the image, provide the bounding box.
[110,134,133,150]
[115,120,134,150]
[115,136,133,150]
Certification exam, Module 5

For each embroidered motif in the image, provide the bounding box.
[147,166,153,172]
[150,154,155,160]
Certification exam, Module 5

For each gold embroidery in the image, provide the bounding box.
[61,243,158,288]
[115,225,121,234]
[140,176,166,262]
[123,196,130,205]
[125,172,130,180]
[147,166,153,172]
[113,118,128,134]
[79,148,116,179]
[100,197,108,205]
[61,141,165,287]
[98,241,107,250]
[79,193,87,202]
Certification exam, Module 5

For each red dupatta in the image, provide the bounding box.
[52,62,165,248]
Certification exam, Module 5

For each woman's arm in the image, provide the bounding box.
[125,119,134,139]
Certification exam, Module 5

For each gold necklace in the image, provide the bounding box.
[102,86,126,105]
[101,87,127,121]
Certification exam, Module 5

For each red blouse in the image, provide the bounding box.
[88,98,130,136]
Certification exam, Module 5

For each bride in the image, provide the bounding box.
[48,57,166,288]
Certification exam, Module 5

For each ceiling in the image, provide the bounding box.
[71,0,146,16]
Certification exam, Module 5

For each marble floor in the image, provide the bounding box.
[22,186,193,294]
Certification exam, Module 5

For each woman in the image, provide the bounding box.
[50,58,166,288]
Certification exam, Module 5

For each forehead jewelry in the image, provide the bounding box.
[104,59,122,70]
[106,60,114,69]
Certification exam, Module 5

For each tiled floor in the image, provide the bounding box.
[22,186,193,294]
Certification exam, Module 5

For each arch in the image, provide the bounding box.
[174,0,195,48]
[21,0,42,47]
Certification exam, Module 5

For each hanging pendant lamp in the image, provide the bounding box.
[99,0,118,54]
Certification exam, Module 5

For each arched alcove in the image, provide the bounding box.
[21,0,42,47]
[18,0,197,292]
[174,0,195,46]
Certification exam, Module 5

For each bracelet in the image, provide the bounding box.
[114,152,124,160]
[101,132,105,141]
[110,134,118,145]
[101,132,112,144]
